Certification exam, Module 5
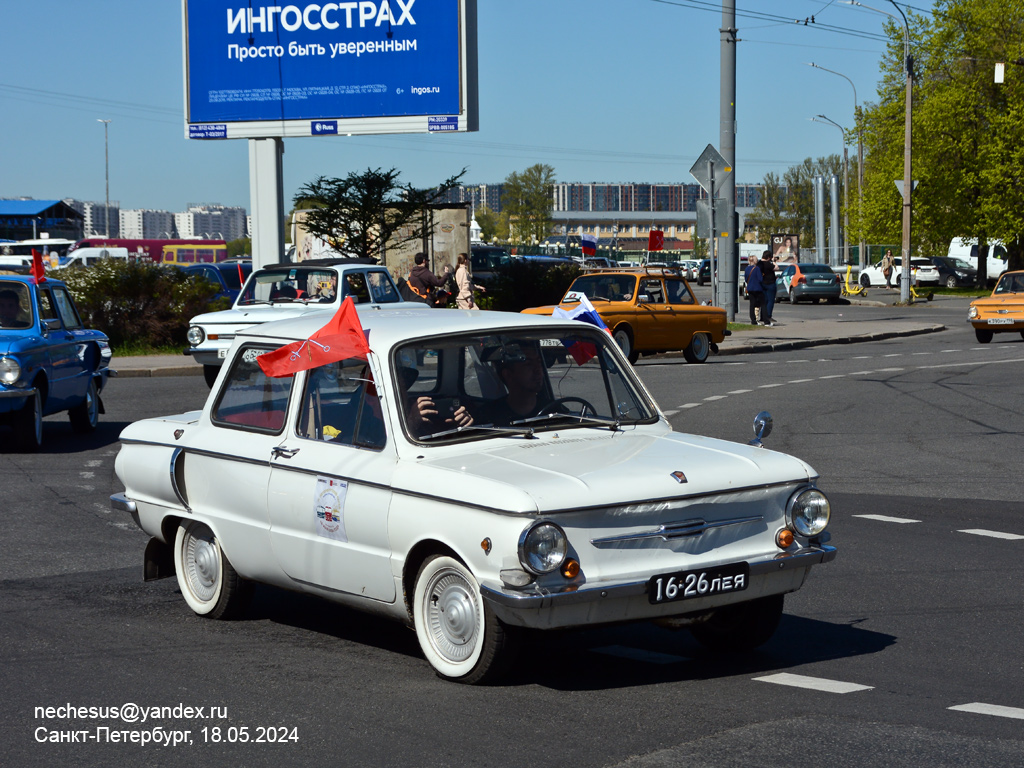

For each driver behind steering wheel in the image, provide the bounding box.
[479,343,565,425]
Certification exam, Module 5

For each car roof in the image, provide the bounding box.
[580,266,686,278]
[236,306,592,352]
[262,258,378,268]
[0,274,66,289]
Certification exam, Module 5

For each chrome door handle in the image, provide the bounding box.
[271,446,300,459]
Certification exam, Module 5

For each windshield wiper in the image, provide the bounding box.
[238,299,272,306]
[418,424,536,441]
[511,413,622,431]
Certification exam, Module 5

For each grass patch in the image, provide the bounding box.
[728,322,762,332]
[930,286,990,297]
[113,342,185,357]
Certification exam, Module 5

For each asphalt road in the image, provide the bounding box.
[2,313,1022,767]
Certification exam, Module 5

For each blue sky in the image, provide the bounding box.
[0,0,917,214]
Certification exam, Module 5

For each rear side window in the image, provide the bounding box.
[212,347,293,433]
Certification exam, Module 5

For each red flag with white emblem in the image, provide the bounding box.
[30,249,47,283]
[258,296,370,378]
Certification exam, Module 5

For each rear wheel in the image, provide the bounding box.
[413,555,517,684]
[613,326,639,364]
[14,389,43,452]
[69,378,99,433]
[689,594,784,652]
[859,273,871,288]
[203,365,220,388]
[682,333,710,364]
[174,520,251,619]
[975,328,994,344]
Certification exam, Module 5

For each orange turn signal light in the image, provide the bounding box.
[561,559,580,579]
[480,537,492,554]
[776,529,794,549]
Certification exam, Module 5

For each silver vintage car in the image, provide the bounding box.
[113,306,835,683]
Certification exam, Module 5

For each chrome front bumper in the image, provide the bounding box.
[481,545,837,630]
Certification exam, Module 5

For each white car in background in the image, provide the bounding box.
[186,259,405,386]
[858,258,939,288]
[113,306,836,684]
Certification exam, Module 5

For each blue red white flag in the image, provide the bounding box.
[581,233,598,256]
[552,294,611,365]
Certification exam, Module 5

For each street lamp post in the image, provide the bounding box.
[812,115,850,269]
[844,0,912,302]
[807,63,864,270]
[97,119,111,237]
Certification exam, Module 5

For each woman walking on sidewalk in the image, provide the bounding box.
[759,250,777,326]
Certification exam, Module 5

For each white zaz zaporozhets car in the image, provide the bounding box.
[112,306,836,684]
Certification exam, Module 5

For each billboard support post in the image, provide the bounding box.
[249,138,284,270]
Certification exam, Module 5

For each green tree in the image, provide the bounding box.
[294,167,465,261]
[226,237,251,259]
[501,164,555,244]
[745,172,791,239]
[474,204,501,242]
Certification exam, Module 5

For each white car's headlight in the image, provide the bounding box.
[968,306,978,319]
[187,326,206,346]
[787,488,831,537]
[0,357,22,385]
[518,521,568,575]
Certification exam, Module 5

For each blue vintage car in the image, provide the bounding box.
[0,274,113,451]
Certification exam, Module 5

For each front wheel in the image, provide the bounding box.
[613,326,639,364]
[975,328,994,344]
[174,520,251,619]
[14,389,43,452]
[689,594,784,652]
[69,378,99,433]
[946,275,958,289]
[682,333,710,364]
[413,555,517,684]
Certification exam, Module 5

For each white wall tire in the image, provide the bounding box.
[683,333,710,364]
[613,326,639,364]
[15,389,43,452]
[69,378,99,433]
[413,555,515,684]
[174,520,249,619]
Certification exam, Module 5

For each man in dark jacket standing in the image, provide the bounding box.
[744,254,766,325]
[759,250,778,326]
[408,253,452,306]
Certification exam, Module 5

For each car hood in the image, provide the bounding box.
[398,430,815,514]
[189,304,334,327]
[0,331,44,355]
[972,294,1024,309]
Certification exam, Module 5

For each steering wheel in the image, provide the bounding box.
[541,396,598,418]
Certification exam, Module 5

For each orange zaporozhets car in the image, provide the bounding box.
[968,269,1024,343]
[521,267,728,364]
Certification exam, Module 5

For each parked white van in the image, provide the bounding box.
[54,247,130,269]
[947,238,1008,281]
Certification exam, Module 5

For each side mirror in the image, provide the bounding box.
[749,411,773,448]
[638,295,650,304]
[44,318,62,333]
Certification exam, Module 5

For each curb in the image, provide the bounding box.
[114,366,204,378]
[716,323,947,357]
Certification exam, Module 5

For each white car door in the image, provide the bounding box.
[266,358,397,602]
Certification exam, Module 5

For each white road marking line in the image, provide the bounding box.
[949,702,1024,720]
[788,379,813,384]
[754,673,873,694]
[876,367,905,372]
[727,389,753,394]
[592,646,687,665]
[80,472,95,479]
[754,361,778,365]
[723,362,746,366]
[704,395,728,401]
[917,357,1024,370]
[853,355,872,359]
[819,374,845,379]
[854,514,921,524]
[849,370,874,375]
[85,460,102,468]
[759,383,784,388]
[941,349,959,353]
[912,351,933,356]
[679,403,702,409]
[786,359,810,363]
[959,529,1024,541]
[883,353,902,357]
[662,409,679,417]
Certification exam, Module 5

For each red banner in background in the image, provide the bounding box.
[648,230,664,251]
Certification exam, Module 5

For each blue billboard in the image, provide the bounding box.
[183,0,476,137]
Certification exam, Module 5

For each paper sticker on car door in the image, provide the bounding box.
[314,476,348,542]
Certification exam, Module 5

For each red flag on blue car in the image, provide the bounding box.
[30,250,47,283]
[258,296,370,378]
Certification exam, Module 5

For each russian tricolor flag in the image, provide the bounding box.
[553,295,611,365]
[581,233,598,256]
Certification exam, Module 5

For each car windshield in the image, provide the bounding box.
[471,250,512,271]
[994,273,1024,294]
[393,328,658,444]
[237,267,399,305]
[0,281,33,329]
[563,274,638,303]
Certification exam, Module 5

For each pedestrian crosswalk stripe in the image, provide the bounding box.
[754,673,873,694]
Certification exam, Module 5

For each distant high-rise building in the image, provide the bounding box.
[174,204,247,241]
[120,209,177,239]
[64,198,120,237]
